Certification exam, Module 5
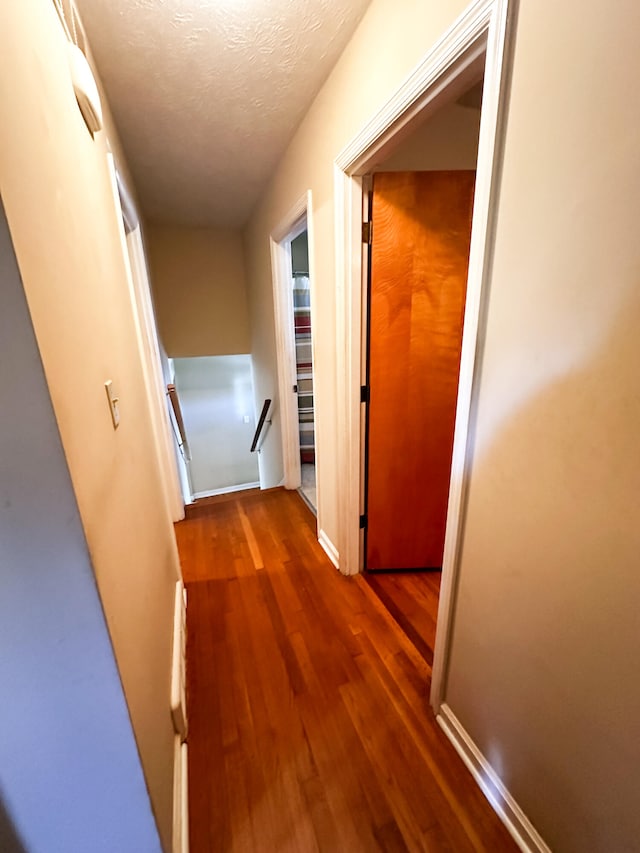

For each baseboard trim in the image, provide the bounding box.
[170,582,187,740]
[318,528,339,570]
[437,704,550,853]
[173,737,189,853]
[193,481,260,499]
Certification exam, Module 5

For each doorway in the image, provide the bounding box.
[334,0,512,709]
[291,229,317,512]
[365,169,476,571]
[362,83,482,667]
[270,192,320,519]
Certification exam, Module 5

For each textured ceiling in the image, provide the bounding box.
[75,0,372,226]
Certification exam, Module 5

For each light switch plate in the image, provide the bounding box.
[105,380,120,429]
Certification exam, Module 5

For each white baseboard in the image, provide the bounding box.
[173,737,189,853]
[318,528,339,569]
[437,704,550,853]
[192,481,260,499]
[170,582,188,740]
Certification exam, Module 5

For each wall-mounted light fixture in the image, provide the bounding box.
[67,41,103,135]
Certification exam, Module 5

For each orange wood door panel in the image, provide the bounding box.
[366,171,475,570]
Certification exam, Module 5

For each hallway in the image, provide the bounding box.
[175,489,517,851]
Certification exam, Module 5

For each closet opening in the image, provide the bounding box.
[270,192,320,519]
[290,229,316,512]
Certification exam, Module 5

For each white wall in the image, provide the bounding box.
[0,200,162,853]
[174,356,259,495]
[244,0,640,849]
[0,4,182,849]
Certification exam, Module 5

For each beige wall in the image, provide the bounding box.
[446,1,640,850]
[244,0,640,849]
[244,0,470,519]
[0,3,180,850]
[0,200,162,852]
[147,223,251,357]
[376,98,481,171]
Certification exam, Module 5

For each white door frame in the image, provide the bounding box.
[125,227,187,517]
[333,0,513,710]
[270,192,323,516]
[106,152,185,522]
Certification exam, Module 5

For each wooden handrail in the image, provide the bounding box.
[251,399,272,452]
[167,383,191,461]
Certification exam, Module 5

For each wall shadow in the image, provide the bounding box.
[0,794,26,853]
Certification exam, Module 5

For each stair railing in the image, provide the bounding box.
[251,399,272,452]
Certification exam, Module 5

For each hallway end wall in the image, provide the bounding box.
[147,223,251,357]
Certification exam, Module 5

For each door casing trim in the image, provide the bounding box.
[333,0,514,711]
[270,191,324,528]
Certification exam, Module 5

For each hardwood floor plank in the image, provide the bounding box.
[352,632,482,851]
[237,505,264,570]
[256,569,307,697]
[338,675,442,849]
[299,773,342,852]
[296,689,398,850]
[179,488,518,852]
[364,570,442,666]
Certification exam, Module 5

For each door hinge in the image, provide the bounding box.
[359,514,367,529]
[293,384,298,393]
[362,221,372,244]
[360,385,369,404]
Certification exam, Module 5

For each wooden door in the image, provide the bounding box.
[366,171,475,570]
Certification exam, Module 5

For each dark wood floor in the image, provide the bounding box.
[175,488,517,852]
[364,571,442,668]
